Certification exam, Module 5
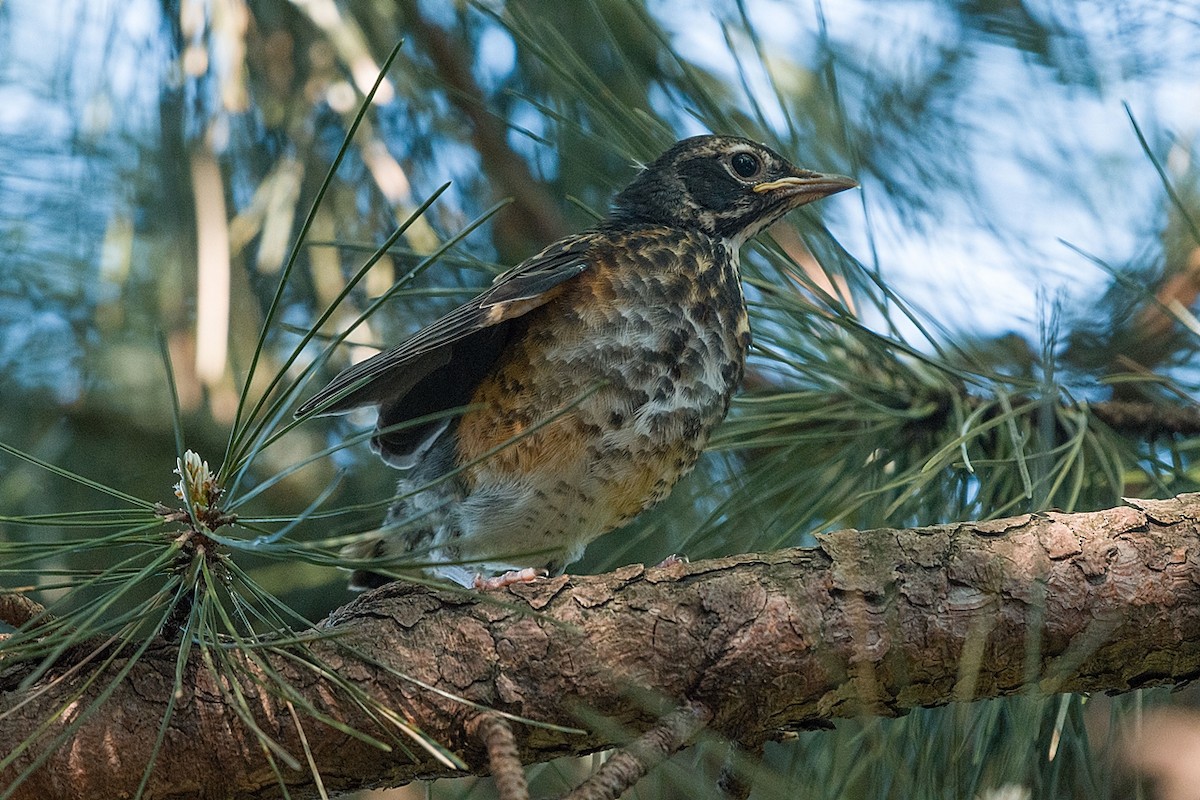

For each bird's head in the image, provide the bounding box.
[609,134,856,247]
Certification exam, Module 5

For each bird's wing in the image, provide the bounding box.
[295,233,594,419]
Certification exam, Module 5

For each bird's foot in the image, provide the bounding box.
[473,568,548,591]
[654,553,689,569]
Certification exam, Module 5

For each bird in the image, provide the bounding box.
[296,134,856,590]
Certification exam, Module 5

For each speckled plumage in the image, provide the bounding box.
[297,135,855,588]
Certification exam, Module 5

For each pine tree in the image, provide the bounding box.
[2,3,1198,797]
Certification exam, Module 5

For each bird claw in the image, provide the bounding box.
[654,553,689,569]
[473,568,547,590]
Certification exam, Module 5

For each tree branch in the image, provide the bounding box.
[561,701,712,800]
[474,713,530,800]
[401,1,570,259]
[0,593,50,631]
[1089,399,1200,437]
[4,495,1200,799]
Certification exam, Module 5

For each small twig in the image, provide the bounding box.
[561,701,713,800]
[474,714,529,800]
[0,592,51,631]
[717,741,763,800]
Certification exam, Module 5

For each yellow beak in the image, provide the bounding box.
[753,172,858,199]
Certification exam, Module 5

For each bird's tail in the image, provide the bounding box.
[342,492,444,590]
[341,535,392,591]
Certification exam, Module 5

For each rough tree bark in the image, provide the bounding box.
[3,494,1200,799]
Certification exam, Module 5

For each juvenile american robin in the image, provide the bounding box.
[297,135,856,589]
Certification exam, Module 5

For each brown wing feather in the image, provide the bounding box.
[295,233,595,419]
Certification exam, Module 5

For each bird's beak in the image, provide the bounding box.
[753,171,858,204]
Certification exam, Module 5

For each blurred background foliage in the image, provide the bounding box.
[2,0,1200,797]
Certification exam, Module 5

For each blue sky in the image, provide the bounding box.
[1,0,1197,388]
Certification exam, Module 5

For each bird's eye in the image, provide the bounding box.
[730,152,761,179]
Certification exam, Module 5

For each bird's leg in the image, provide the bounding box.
[473,568,547,590]
[653,553,689,569]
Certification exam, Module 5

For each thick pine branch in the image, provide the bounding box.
[3,495,1200,799]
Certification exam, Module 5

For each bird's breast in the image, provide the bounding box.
[456,228,749,522]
